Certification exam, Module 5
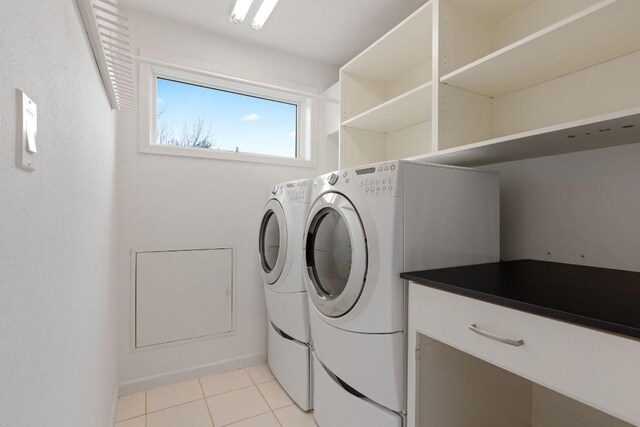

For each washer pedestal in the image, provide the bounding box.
[268,321,311,411]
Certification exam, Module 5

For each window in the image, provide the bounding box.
[141,66,314,166]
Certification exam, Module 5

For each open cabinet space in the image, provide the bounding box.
[340,2,432,121]
[339,1,434,167]
[416,336,632,427]
[433,0,640,163]
[439,0,640,96]
[340,0,640,168]
[437,49,640,151]
[341,121,432,168]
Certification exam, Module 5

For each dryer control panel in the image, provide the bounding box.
[353,161,401,198]
[285,180,311,204]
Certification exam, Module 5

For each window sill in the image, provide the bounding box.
[139,143,318,168]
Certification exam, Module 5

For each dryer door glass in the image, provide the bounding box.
[259,199,288,285]
[261,211,280,272]
[305,193,367,318]
[309,208,352,297]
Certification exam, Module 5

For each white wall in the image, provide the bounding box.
[490,143,640,272]
[0,1,118,426]
[116,9,339,391]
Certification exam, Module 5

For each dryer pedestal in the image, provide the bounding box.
[310,308,405,413]
[268,321,311,411]
[312,352,403,427]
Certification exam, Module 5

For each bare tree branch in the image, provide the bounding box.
[156,106,216,149]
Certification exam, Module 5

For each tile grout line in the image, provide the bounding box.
[223,371,273,427]
[249,365,283,426]
[113,393,148,425]
[202,368,269,427]
[125,366,281,427]
[145,397,206,416]
[246,364,276,386]
[246,367,257,386]
[271,408,284,427]
[253,378,283,425]
[215,367,275,427]
[221,409,274,427]
[199,377,217,427]
[206,383,258,400]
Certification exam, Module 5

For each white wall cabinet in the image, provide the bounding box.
[339,0,640,168]
[134,248,234,348]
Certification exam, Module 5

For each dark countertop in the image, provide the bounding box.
[401,260,640,340]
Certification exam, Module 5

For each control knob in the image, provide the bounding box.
[328,173,339,185]
[271,186,278,195]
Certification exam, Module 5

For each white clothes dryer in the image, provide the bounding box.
[303,160,500,424]
[258,179,313,411]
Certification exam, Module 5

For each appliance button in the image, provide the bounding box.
[343,172,348,177]
[328,173,339,185]
[391,165,396,170]
[365,187,369,192]
[376,187,380,191]
[384,166,389,171]
[389,185,393,190]
[378,167,383,172]
[383,186,386,190]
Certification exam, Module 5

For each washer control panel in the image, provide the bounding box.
[354,161,400,197]
[285,180,311,204]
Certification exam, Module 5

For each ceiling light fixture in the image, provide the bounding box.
[251,0,279,30]
[230,0,254,24]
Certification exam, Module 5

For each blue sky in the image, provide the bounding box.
[156,78,297,157]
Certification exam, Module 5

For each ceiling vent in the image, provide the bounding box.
[76,0,136,110]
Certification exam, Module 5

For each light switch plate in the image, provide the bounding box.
[17,90,37,171]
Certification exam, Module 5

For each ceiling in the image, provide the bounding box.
[120,0,428,66]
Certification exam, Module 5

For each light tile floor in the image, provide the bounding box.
[115,364,318,427]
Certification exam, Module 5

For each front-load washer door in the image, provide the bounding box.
[259,199,288,285]
[305,192,367,318]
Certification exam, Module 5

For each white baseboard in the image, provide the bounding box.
[117,352,267,396]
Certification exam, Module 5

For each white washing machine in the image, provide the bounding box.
[303,160,500,426]
[258,179,313,411]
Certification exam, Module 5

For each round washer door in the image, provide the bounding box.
[259,199,288,285]
[305,192,367,318]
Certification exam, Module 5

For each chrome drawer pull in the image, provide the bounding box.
[469,324,524,347]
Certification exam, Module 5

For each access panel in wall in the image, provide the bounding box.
[134,248,233,348]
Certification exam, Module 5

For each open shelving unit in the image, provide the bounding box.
[440,0,640,98]
[339,2,434,168]
[339,0,640,168]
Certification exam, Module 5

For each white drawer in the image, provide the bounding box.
[408,283,640,425]
[268,321,311,411]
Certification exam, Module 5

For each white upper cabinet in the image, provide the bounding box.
[339,0,640,168]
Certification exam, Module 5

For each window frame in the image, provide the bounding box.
[138,56,317,168]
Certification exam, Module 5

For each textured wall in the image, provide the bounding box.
[116,9,338,391]
[490,143,640,272]
[0,1,118,426]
